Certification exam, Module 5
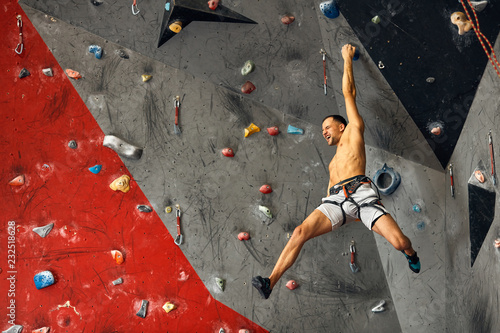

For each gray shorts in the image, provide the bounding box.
[316,182,388,230]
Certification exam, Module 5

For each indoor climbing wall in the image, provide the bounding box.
[1,0,500,332]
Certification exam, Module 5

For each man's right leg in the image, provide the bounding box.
[253,209,333,298]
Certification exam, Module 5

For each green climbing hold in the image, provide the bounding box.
[216,277,225,291]
[241,60,255,76]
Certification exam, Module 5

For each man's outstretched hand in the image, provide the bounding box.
[342,44,356,62]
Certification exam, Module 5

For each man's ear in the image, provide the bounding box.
[339,124,346,132]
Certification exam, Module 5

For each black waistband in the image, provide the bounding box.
[329,175,370,195]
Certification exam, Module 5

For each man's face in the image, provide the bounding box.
[322,117,344,146]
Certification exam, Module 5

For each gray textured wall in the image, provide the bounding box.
[20,0,500,332]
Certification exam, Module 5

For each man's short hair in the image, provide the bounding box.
[322,115,347,127]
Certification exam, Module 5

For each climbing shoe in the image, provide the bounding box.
[402,251,420,273]
[252,276,272,299]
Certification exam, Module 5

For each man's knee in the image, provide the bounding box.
[392,235,411,251]
[291,225,308,243]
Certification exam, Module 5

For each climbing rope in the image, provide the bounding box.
[15,15,23,55]
[460,0,500,78]
[132,0,140,15]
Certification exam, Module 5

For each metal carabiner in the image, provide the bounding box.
[174,234,183,245]
[15,15,23,55]
[15,43,23,55]
[132,0,140,15]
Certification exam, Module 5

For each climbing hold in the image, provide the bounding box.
[412,204,421,213]
[426,77,435,84]
[141,74,152,82]
[239,330,250,333]
[319,0,339,19]
[88,165,102,174]
[103,135,143,160]
[470,1,488,12]
[287,125,304,135]
[216,277,225,291]
[353,48,360,61]
[373,163,401,195]
[451,12,472,35]
[431,127,442,136]
[34,270,55,290]
[238,232,250,241]
[475,170,485,183]
[109,175,131,193]
[136,300,149,318]
[169,21,183,33]
[267,126,279,136]
[111,250,124,264]
[32,327,50,333]
[259,184,272,194]
[165,206,172,213]
[19,68,30,78]
[378,61,385,69]
[281,15,295,25]
[68,140,78,149]
[371,15,380,24]
[259,205,272,218]
[91,0,103,5]
[286,280,299,290]
[65,69,82,80]
[241,81,256,94]
[494,239,500,248]
[116,49,129,59]
[371,300,386,313]
[8,175,25,186]
[42,68,53,77]
[137,204,153,213]
[416,221,426,231]
[2,325,23,333]
[222,148,235,157]
[219,329,225,333]
[112,277,123,285]
[32,223,54,238]
[165,2,170,10]
[244,123,261,138]
[241,60,255,76]
[208,0,219,10]
[88,44,103,59]
[163,302,176,313]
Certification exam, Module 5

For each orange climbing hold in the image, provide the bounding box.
[111,250,124,264]
[244,123,260,138]
[451,12,472,35]
[9,175,25,186]
[286,280,299,290]
[259,184,272,194]
[208,0,219,10]
[475,170,485,183]
[65,69,82,80]
[281,15,295,25]
[431,127,441,136]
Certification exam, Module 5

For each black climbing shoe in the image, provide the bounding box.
[402,251,420,273]
[252,276,272,299]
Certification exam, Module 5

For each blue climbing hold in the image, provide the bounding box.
[287,125,304,135]
[412,204,421,213]
[319,0,339,19]
[34,271,55,290]
[165,2,170,11]
[88,165,102,174]
[89,45,103,59]
[353,48,360,61]
[373,163,401,195]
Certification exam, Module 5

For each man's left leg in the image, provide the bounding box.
[372,214,421,273]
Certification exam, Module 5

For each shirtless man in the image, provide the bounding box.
[252,44,420,299]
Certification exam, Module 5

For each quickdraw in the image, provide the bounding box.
[132,0,140,15]
[449,164,455,197]
[174,204,183,245]
[349,240,359,273]
[15,15,23,55]
[320,49,327,95]
[489,130,496,185]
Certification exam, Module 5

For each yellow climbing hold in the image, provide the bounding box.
[169,21,183,33]
[244,123,261,138]
[451,12,472,35]
[109,175,131,193]
[165,206,172,213]
[163,302,176,313]
[142,74,152,82]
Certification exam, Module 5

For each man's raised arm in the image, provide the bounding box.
[342,44,364,131]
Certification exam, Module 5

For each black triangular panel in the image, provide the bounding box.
[158,0,257,47]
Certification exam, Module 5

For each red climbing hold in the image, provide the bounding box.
[267,126,279,136]
[208,0,219,10]
[238,232,250,241]
[111,250,124,264]
[241,81,256,94]
[286,280,299,290]
[9,175,25,186]
[281,15,295,25]
[259,184,272,194]
[222,148,234,157]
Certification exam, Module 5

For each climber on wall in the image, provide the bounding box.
[252,44,420,299]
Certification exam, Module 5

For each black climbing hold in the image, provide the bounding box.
[19,68,30,78]
[116,50,129,59]
[137,205,153,213]
[91,0,103,6]
[68,140,78,149]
